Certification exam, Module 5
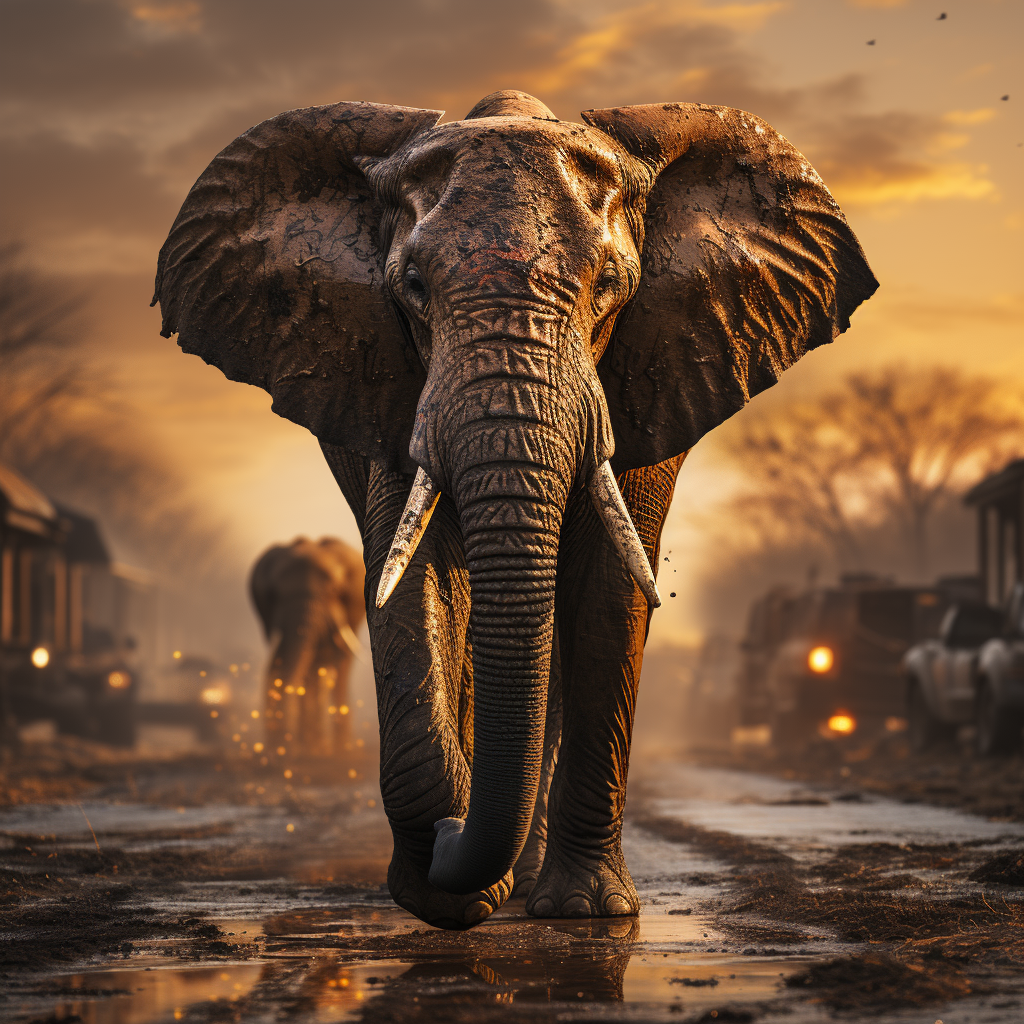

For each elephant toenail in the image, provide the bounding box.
[529,896,557,917]
[562,896,592,917]
[604,894,632,915]
[464,900,492,924]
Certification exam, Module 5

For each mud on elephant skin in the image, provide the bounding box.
[250,537,365,755]
[155,89,876,927]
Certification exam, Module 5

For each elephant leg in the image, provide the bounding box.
[527,455,685,918]
[330,656,354,754]
[361,461,512,928]
[511,625,562,898]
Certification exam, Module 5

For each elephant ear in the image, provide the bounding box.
[581,102,878,471]
[154,101,443,471]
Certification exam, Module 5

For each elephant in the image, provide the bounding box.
[249,536,365,754]
[154,89,876,929]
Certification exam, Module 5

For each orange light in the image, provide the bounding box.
[107,670,130,689]
[31,647,50,668]
[827,714,856,735]
[808,646,834,673]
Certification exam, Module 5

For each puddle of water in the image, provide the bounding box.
[300,951,809,1019]
[262,903,423,939]
[49,964,263,1024]
[0,802,267,843]
[623,953,811,1009]
[205,918,265,938]
[42,950,803,1024]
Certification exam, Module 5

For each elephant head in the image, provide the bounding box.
[155,90,876,898]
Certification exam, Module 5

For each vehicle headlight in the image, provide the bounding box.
[107,671,130,689]
[827,713,856,735]
[201,685,229,705]
[31,647,50,669]
[808,646,834,674]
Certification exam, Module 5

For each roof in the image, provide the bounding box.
[54,505,110,564]
[0,461,58,536]
[964,458,1024,506]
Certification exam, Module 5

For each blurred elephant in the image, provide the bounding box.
[157,90,875,927]
[249,537,365,754]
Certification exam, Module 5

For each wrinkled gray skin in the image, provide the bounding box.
[156,90,877,928]
[250,537,365,753]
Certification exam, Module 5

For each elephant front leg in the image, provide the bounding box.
[363,463,512,929]
[527,457,684,918]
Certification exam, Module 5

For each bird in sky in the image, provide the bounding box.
[1002,95,1010,101]
[937,12,947,20]
[867,39,876,45]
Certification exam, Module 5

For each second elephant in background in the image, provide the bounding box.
[250,537,366,754]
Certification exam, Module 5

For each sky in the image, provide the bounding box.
[1,0,1021,650]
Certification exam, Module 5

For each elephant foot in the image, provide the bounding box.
[388,845,513,930]
[525,843,638,918]
[511,869,539,898]
[510,833,546,898]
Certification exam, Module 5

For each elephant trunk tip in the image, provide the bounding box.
[428,816,514,896]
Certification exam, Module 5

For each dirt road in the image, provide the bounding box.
[3,742,1024,1023]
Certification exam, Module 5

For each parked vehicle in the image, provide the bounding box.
[904,585,1024,755]
[0,462,155,746]
[739,576,950,748]
[141,653,242,742]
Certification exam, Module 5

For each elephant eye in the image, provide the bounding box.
[593,262,620,310]
[403,263,429,309]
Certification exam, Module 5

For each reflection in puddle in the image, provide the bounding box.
[307,951,809,1018]
[52,965,263,1024]
[262,903,422,939]
[42,908,801,1023]
[48,951,809,1023]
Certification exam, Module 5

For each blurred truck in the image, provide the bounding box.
[0,463,154,747]
[904,584,1024,755]
[739,576,951,748]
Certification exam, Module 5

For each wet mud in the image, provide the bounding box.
[702,733,1024,823]
[3,741,1024,1022]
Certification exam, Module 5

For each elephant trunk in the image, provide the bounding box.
[405,301,606,894]
[428,461,563,894]
[268,604,321,690]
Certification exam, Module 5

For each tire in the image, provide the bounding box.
[908,682,955,753]
[975,680,1023,757]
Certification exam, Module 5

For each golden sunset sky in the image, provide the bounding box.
[1,0,1021,648]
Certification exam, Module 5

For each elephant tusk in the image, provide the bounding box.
[588,461,661,608]
[375,467,440,609]
[337,621,366,662]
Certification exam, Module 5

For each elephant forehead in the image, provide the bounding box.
[408,119,626,206]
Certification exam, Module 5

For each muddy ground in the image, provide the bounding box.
[2,737,1024,1023]
[696,733,1024,823]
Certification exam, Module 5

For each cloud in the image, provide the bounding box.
[879,291,1024,333]
[0,0,1000,279]
[127,1,204,35]
[944,108,996,126]
[801,109,996,206]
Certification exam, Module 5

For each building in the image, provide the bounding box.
[965,458,1024,607]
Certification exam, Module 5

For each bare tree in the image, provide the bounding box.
[0,242,225,577]
[717,365,1024,581]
